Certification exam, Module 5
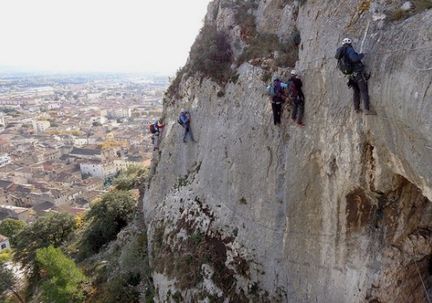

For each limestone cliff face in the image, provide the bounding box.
[143,1,432,302]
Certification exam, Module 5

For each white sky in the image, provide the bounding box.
[0,0,211,75]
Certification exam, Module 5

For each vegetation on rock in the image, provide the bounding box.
[13,213,76,267]
[35,246,86,303]
[0,219,26,246]
[79,190,136,258]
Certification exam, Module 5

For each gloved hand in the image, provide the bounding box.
[347,80,353,88]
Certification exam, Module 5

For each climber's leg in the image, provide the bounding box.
[358,74,370,111]
[352,81,361,112]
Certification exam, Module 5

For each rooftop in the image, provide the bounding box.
[0,180,13,189]
[32,201,55,212]
[0,204,29,214]
[70,147,101,156]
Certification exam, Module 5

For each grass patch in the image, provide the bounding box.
[413,0,432,11]
[229,72,240,84]
[232,0,300,68]
[234,0,259,43]
[0,249,12,264]
[174,161,202,190]
[389,8,410,21]
[166,66,188,99]
[217,90,225,98]
[261,70,273,83]
[237,30,300,67]
[152,219,250,300]
[389,0,432,21]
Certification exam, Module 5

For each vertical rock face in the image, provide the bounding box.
[143,0,432,302]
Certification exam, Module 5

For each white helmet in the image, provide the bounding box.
[290,70,298,76]
[180,108,185,112]
[342,38,352,45]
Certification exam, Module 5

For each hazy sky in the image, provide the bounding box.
[0,0,211,75]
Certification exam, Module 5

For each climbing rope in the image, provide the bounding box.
[414,260,432,303]
[359,20,370,53]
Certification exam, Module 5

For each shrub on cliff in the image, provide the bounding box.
[166,24,233,98]
[165,66,188,99]
[113,165,148,191]
[79,190,136,257]
[189,24,233,84]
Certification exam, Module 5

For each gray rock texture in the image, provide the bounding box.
[143,0,432,302]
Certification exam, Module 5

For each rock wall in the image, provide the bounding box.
[143,0,432,302]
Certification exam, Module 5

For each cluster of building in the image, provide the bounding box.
[0,73,166,223]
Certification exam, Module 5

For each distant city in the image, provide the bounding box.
[0,72,167,222]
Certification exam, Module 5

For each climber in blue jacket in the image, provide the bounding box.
[178,109,196,143]
[267,78,288,125]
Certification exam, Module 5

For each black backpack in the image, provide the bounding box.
[337,47,354,75]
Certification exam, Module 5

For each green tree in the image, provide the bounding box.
[0,219,26,246]
[13,213,76,266]
[0,263,24,303]
[80,191,136,256]
[35,246,86,303]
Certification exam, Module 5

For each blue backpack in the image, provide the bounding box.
[267,82,283,97]
[178,112,188,126]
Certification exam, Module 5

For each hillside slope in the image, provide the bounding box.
[143,0,432,302]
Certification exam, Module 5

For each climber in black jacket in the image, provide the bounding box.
[335,38,373,114]
[287,70,305,127]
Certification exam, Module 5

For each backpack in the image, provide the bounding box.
[148,124,157,134]
[178,112,189,126]
[267,85,275,96]
[267,82,282,97]
[287,80,298,100]
[337,47,354,75]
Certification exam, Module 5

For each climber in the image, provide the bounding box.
[287,70,305,127]
[267,78,288,125]
[178,109,196,143]
[335,38,373,114]
[148,119,165,151]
